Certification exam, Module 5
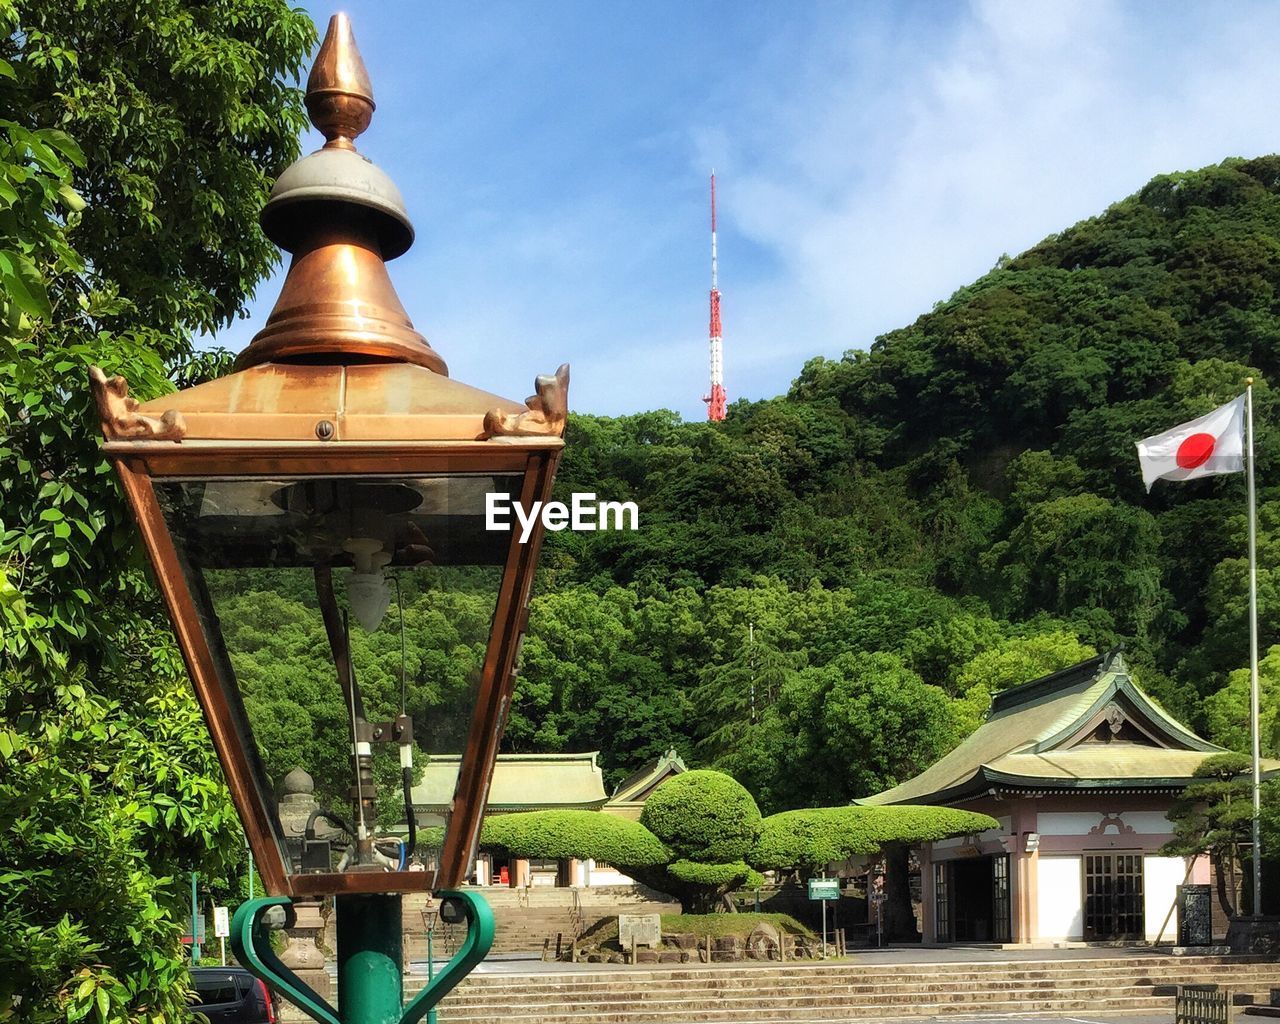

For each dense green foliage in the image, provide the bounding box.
[1163,752,1280,916]
[479,810,668,867]
[640,770,761,864]
[633,771,763,912]
[664,860,764,890]
[750,806,1000,873]
[205,157,1280,822]
[0,4,313,1022]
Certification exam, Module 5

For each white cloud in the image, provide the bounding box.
[710,0,1280,412]
[210,1,1280,420]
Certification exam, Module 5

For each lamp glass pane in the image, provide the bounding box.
[154,472,520,884]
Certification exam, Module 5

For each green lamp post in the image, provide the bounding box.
[90,13,567,1024]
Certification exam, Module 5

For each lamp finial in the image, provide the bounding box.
[306,13,375,150]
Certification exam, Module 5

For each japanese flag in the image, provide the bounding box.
[1135,395,1246,491]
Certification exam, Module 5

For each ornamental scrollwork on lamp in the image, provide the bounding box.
[483,363,570,438]
[88,366,186,442]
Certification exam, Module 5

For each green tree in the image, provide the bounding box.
[1203,645,1280,757]
[0,4,314,1021]
[636,770,764,913]
[1162,752,1257,917]
[765,652,957,807]
[951,632,1097,733]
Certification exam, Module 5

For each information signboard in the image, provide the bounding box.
[180,913,206,946]
[213,906,230,939]
[808,878,840,901]
[618,913,662,948]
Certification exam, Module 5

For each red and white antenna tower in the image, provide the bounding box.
[703,171,727,421]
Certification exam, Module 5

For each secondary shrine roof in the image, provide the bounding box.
[604,748,689,820]
[411,751,608,812]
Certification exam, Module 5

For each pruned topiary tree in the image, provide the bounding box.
[750,805,1000,875]
[1161,751,1269,917]
[480,810,669,869]
[637,769,764,912]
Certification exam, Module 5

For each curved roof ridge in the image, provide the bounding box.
[859,648,1224,807]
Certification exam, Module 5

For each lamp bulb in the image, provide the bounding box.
[343,537,392,631]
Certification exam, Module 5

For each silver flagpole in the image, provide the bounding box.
[1247,377,1262,917]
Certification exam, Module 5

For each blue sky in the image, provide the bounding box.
[212,1,1280,419]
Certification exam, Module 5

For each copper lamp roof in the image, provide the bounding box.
[91,12,569,447]
[235,12,443,374]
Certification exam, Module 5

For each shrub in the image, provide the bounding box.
[666,859,765,888]
[479,810,668,867]
[632,770,764,912]
[751,805,1000,872]
[640,769,761,863]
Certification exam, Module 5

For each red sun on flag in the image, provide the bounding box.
[1136,394,1244,491]
[1176,432,1217,470]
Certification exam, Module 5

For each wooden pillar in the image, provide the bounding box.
[1010,798,1039,944]
[918,843,936,942]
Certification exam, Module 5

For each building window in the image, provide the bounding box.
[934,861,950,942]
[992,854,1011,943]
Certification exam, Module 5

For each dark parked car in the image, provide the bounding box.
[190,967,276,1024]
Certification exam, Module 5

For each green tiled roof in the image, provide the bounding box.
[860,650,1265,806]
[608,748,688,804]
[410,751,608,811]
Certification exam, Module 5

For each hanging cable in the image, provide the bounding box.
[393,574,417,861]
[305,808,353,840]
[401,764,417,860]
[345,610,368,843]
[395,574,407,716]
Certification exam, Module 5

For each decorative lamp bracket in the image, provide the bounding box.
[232,897,340,1024]
[483,364,570,438]
[232,892,494,1024]
[88,366,185,442]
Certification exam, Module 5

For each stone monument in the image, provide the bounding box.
[274,768,334,1019]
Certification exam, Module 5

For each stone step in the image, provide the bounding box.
[435,986,1277,1018]
[435,1000,1235,1024]
[413,956,1280,1024]
[435,973,1280,1007]
[416,957,1277,992]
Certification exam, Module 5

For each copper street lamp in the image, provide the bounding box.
[90,14,567,1024]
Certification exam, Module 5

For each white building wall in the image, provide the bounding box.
[583,859,634,886]
[1144,855,1188,942]
[1037,855,1083,941]
[1037,811,1174,835]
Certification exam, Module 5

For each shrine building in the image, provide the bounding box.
[861,649,1274,944]
[408,748,687,887]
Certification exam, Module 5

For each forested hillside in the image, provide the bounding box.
[232,156,1280,817]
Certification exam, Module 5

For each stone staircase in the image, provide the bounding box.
[416,953,1280,1022]
[402,886,679,957]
